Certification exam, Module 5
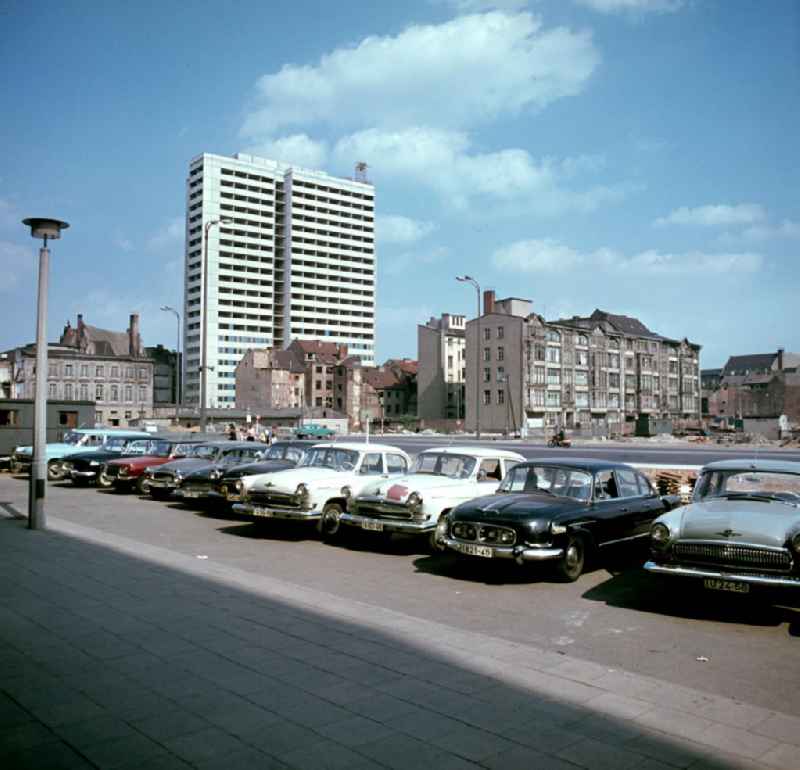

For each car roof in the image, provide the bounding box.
[309,442,409,454]
[514,458,638,472]
[71,429,151,437]
[422,446,526,461]
[701,458,800,474]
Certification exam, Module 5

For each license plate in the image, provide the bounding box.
[226,493,241,501]
[181,490,202,498]
[362,520,383,531]
[703,578,750,594]
[252,507,273,518]
[457,543,493,558]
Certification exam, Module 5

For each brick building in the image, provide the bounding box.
[464,293,701,435]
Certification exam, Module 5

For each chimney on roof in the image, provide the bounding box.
[77,314,84,330]
[777,348,784,371]
[483,290,495,316]
[129,313,142,357]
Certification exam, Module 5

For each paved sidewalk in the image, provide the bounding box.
[1,510,798,770]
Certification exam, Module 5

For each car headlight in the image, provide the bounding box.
[174,472,183,487]
[209,469,221,481]
[295,483,311,508]
[651,523,671,548]
[407,492,422,514]
[550,523,567,535]
[790,532,800,553]
[89,460,100,467]
[499,529,515,545]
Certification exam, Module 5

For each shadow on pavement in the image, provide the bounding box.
[0,516,748,770]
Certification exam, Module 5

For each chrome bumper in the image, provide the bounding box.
[644,561,800,588]
[148,478,178,489]
[231,503,319,521]
[339,512,434,534]
[443,537,564,562]
[69,470,98,479]
[174,488,210,499]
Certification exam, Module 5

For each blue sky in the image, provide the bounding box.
[1,0,797,368]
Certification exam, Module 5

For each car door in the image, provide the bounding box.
[386,453,409,477]
[591,469,629,546]
[630,471,667,535]
[610,467,648,540]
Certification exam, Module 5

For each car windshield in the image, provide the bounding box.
[412,453,477,479]
[124,439,153,454]
[191,446,220,460]
[63,432,87,445]
[298,447,358,471]
[105,437,131,451]
[147,441,175,458]
[499,465,593,502]
[265,445,286,460]
[694,470,800,507]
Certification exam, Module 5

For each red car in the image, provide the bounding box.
[103,440,206,493]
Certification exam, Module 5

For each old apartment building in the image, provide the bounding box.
[417,313,466,421]
[2,314,154,427]
[465,293,701,434]
[234,348,306,413]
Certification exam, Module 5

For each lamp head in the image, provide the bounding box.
[22,218,69,240]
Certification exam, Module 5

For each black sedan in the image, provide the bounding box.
[61,437,162,487]
[439,459,681,581]
[213,440,315,504]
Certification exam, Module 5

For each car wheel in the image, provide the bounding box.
[96,471,112,488]
[429,517,447,553]
[47,461,65,481]
[135,475,150,495]
[318,503,343,540]
[554,535,586,582]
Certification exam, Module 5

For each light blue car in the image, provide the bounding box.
[12,428,152,480]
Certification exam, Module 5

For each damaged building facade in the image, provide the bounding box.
[465,292,701,435]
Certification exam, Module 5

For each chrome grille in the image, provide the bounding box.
[451,521,516,546]
[249,491,300,509]
[353,501,413,520]
[674,541,793,573]
[152,470,175,481]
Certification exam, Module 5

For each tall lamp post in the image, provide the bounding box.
[160,305,181,416]
[199,218,232,432]
[22,217,69,530]
[456,275,481,439]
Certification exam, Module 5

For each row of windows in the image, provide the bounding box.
[48,382,148,402]
[48,363,149,380]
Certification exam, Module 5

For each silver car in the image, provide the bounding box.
[645,459,800,594]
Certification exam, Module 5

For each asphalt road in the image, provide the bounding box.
[347,434,800,467]
[2,473,797,719]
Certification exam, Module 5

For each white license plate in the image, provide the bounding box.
[457,543,493,558]
[362,520,383,531]
[703,578,750,594]
[181,490,202,498]
[252,507,273,518]
[226,493,241,501]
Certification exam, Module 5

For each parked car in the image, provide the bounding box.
[339,447,526,549]
[173,443,272,501]
[103,439,206,494]
[645,459,800,595]
[12,428,152,480]
[62,436,167,486]
[294,423,336,440]
[440,459,681,581]
[232,442,411,534]
[214,440,316,505]
[145,442,268,500]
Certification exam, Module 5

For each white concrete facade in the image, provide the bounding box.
[184,153,376,408]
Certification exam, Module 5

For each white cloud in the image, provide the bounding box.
[739,219,800,242]
[433,0,530,10]
[376,215,437,244]
[575,0,684,14]
[334,127,632,214]
[384,245,450,276]
[244,134,329,169]
[241,12,599,138]
[654,203,766,228]
[0,240,35,291]
[492,237,763,275]
[148,217,185,251]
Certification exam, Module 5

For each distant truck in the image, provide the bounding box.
[294,423,336,440]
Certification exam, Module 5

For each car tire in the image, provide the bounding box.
[96,471,112,488]
[554,535,586,582]
[318,503,343,540]
[47,461,65,481]
[135,475,150,495]
[429,518,447,553]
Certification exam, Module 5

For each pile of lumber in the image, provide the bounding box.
[640,468,698,503]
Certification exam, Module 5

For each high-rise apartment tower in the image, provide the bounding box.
[183,152,376,408]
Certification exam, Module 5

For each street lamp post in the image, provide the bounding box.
[456,275,481,439]
[160,305,181,416]
[22,217,69,530]
[199,218,232,433]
